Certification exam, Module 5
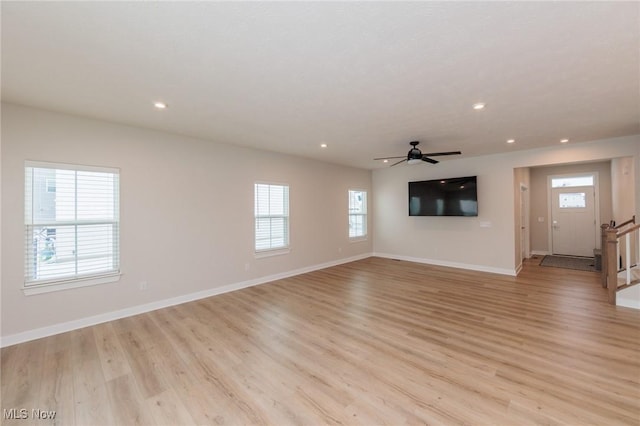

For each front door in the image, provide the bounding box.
[551,185,596,257]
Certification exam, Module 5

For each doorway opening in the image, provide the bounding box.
[520,183,530,261]
[548,172,600,257]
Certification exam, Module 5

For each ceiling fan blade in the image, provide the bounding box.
[390,159,407,167]
[422,157,439,164]
[422,151,462,156]
[374,156,407,160]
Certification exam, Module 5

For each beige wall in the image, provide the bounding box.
[611,157,636,222]
[529,161,612,254]
[373,154,517,275]
[1,103,373,339]
[373,135,639,274]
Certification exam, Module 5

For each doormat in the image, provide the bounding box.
[540,255,597,272]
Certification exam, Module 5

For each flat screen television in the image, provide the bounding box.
[409,176,478,216]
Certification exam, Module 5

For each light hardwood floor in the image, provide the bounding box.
[2,257,639,425]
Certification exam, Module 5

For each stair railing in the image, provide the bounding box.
[600,216,635,288]
[604,216,640,304]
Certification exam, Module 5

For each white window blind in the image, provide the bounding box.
[24,162,120,286]
[349,190,367,239]
[255,183,289,252]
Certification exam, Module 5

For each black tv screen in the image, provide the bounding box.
[409,176,478,216]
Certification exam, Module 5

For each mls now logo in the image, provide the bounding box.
[3,408,57,420]
[32,409,57,419]
[3,409,28,419]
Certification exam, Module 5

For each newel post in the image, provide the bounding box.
[606,229,618,305]
[600,224,610,288]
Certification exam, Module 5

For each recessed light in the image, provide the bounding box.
[560,138,569,143]
[507,139,515,144]
[440,180,446,184]
[383,159,389,163]
[320,143,327,148]
[472,103,486,110]
[154,102,167,109]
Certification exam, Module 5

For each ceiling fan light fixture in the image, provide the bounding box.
[373,141,461,166]
[407,142,423,162]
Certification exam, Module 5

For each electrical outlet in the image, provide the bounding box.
[244,263,250,271]
[139,281,148,291]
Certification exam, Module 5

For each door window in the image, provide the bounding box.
[559,192,586,209]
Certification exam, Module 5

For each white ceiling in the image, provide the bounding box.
[2,2,639,169]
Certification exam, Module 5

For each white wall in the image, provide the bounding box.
[1,103,373,342]
[373,135,640,275]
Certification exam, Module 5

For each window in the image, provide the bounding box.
[254,183,289,253]
[559,192,587,209]
[24,161,120,293]
[551,176,594,188]
[348,190,367,239]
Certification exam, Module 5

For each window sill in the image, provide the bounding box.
[255,247,291,259]
[22,272,121,296]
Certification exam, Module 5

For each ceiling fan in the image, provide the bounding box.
[374,141,462,166]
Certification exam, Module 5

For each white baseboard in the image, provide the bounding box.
[531,250,551,256]
[1,253,373,348]
[515,262,523,275]
[372,252,517,276]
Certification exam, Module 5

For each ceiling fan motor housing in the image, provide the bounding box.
[408,147,422,160]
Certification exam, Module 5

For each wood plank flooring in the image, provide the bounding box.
[2,256,639,425]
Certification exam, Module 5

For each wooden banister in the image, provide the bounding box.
[614,215,635,229]
[616,223,640,238]
[602,216,640,304]
[600,223,610,288]
[606,229,618,304]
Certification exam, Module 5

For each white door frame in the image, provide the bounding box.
[546,172,600,254]
[520,183,530,260]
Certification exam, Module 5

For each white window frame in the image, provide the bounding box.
[254,182,290,257]
[23,161,121,295]
[348,189,368,241]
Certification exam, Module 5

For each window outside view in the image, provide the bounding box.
[559,192,587,209]
[25,165,119,284]
[255,183,289,251]
[349,190,367,238]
